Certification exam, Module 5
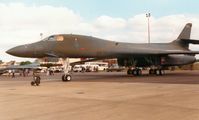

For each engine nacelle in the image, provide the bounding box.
[161,55,196,66]
[117,55,196,67]
[117,56,158,67]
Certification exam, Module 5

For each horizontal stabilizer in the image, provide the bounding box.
[181,39,199,44]
[160,50,199,55]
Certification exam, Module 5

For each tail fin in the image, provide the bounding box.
[177,23,192,39]
[172,23,192,49]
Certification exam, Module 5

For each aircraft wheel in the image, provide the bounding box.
[139,69,142,75]
[66,75,72,81]
[159,69,165,76]
[149,69,152,74]
[154,69,158,75]
[62,74,72,82]
[31,81,35,86]
[127,69,132,75]
[155,69,162,76]
[159,69,162,76]
[137,69,142,76]
[132,69,136,76]
[132,69,142,76]
[62,75,65,81]
[161,70,165,75]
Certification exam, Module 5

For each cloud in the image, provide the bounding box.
[1,3,199,61]
[94,15,126,29]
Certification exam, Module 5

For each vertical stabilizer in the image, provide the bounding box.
[172,23,192,50]
[177,23,192,39]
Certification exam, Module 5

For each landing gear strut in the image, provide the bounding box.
[62,58,72,82]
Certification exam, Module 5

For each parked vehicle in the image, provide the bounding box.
[85,62,108,71]
[73,65,83,72]
[107,65,125,72]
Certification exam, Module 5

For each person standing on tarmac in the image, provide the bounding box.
[11,69,15,78]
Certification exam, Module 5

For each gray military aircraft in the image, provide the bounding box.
[0,63,40,75]
[0,68,8,75]
[6,23,199,81]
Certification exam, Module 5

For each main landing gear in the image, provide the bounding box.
[127,67,165,76]
[127,68,142,76]
[62,58,72,82]
[149,69,165,76]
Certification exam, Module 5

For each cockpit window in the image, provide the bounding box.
[43,35,64,41]
[48,36,56,41]
[42,35,64,42]
[56,35,64,41]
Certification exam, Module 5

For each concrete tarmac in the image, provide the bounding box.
[1,70,199,120]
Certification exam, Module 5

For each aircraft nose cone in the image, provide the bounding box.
[6,48,16,55]
[6,45,24,56]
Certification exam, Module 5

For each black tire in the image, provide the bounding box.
[154,69,158,75]
[66,75,71,81]
[133,69,141,76]
[31,81,35,86]
[127,69,132,75]
[159,69,162,76]
[62,75,65,81]
[132,69,136,75]
[149,69,152,74]
[156,69,163,76]
[35,82,39,86]
[138,69,142,76]
[62,74,72,82]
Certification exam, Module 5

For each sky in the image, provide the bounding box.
[1,0,199,62]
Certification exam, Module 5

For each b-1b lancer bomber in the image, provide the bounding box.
[6,23,199,81]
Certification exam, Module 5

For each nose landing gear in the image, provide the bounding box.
[62,58,72,82]
[62,74,72,82]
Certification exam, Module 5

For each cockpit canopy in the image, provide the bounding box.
[43,35,64,41]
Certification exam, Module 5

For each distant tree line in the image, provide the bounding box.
[20,61,32,65]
